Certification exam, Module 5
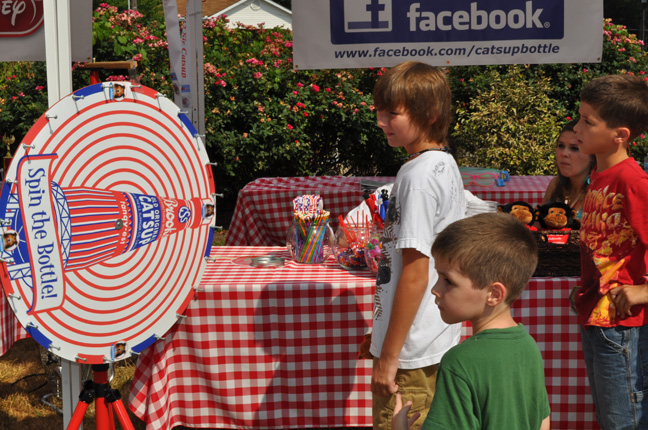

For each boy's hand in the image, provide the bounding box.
[371,355,399,397]
[392,392,421,430]
[609,283,648,317]
[568,286,580,314]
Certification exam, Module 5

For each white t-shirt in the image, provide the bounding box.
[369,150,465,369]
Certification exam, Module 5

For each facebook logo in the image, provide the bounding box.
[344,0,392,33]
[330,0,564,45]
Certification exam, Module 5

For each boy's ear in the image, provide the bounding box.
[614,126,631,144]
[486,282,507,307]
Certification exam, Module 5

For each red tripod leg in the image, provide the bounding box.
[92,364,113,430]
[66,401,89,430]
[108,402,117,430]
[111,397,136,430]
[105,385,135,430]
[66,380,95,430]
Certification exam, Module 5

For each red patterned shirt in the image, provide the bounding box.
[575,157,648,327]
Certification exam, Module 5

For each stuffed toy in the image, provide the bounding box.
[535,202,576,230]
[498,201,536,229]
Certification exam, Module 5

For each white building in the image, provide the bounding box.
[177,0,292,29]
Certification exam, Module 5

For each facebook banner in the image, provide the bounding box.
[293,0,602,69]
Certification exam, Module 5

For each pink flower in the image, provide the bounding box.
[311,85,320,92]
[246,58,264,66]
[292,91,298,95]
[287,124,293,130]
[304,112,309,116]
[296,102,306,108]
[583,68,588,73]
[325,88,331,92]
[35,86,44,91]
[132,53,143,61]
[133,37,144,44]
[285,42,293,48]
[566,116,572,120]
[297,82,304,88]
[253,72,263,79]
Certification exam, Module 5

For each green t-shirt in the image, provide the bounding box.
[422,324,550,430]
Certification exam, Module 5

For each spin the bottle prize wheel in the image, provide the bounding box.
[0,82,216,364]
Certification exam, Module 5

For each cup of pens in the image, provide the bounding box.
[286,195,335,264]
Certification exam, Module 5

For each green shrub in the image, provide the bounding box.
[0,62,48,155]
[452,66,565,175]
[200,17,403,199]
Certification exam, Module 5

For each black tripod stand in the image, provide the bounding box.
[67,363,134,430]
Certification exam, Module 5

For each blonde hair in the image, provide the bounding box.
[373,61,452,144]
[432,213,537,305]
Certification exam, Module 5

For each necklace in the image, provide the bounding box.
[401,147,450,161]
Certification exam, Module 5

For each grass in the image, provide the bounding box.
[0,337,147,429]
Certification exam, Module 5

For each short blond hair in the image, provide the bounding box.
[431,213,538,305]
[373,61,451,144]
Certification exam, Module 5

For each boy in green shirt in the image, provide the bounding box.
[394,213,551,430]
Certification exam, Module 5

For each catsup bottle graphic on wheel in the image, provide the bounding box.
[0,153,214,315]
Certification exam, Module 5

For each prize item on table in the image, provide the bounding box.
[497,201,537,230]
[529,201,580,277]
[464,190,498,217]
[361,185,392,229]
[363,229,383,275]
[535,201,577,230]
[286,195,334,264]
[459,166,510,187]
[334,214,372,270]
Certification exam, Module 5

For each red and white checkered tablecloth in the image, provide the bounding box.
[225,176,553,246]
[128,246,598,430]
[512,277,598,430]
[1,292,29,357]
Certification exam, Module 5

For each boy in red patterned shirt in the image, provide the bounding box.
[573,74,648,430]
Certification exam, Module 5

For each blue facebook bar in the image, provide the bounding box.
[330,0,564,44]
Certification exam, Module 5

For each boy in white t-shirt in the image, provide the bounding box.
[370,61,465,429]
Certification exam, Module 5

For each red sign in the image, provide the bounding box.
[0,0,44,37]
